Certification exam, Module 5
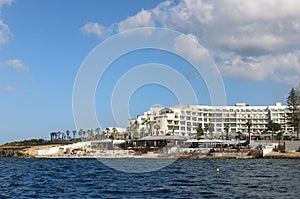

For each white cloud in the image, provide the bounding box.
[0,85,16,92]
[0,0,13,9]
[118,9,155,32]
[5,59,29,72]
[0,0,13,46]
[219,50,300,85]
[173,34,209,64]
[0,19,11,45]
[81,0,300,86]
[80,22,111,39]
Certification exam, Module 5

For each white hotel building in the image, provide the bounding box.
[128,102,293,138]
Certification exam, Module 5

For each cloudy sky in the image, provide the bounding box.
[0,0,300,143]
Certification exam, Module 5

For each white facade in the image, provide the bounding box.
[128,102,293,138]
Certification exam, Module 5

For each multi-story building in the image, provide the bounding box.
[128,102,293,138]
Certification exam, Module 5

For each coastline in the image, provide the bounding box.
[1,144,300,159]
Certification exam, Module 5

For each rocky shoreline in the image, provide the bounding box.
[0,146,34,158]
[1,145,300,159]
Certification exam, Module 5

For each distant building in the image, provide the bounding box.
[127,102,293,138]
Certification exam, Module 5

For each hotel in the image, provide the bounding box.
[128,102,293,138]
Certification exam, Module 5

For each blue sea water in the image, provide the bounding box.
[0,158,300,198]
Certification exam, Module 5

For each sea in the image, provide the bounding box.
[0,158,299,198]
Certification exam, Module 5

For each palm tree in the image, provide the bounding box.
[132,120,139,138]
[82,130,86,140]
[61,132,66,141]
[236,131,242,143]
[112,127,118,140]
[126,126,132,139]
[66,130,70,141]
[95,127,100,140]
[89,129,94,140]
[133,131,139,139]
[104,128,111,139]
[245,121,252,144]
[86,129,91,140]
[171,125,176,135]
[57,131,62,140]
[50,132,57,141]
[154,124,160,135]
[123,132,128,140]
[267,120,282,140]
[145,119,153,136]
[196,123,204,140]
[224,125,230,140]
[204,123,214,139]
[277,131,283,151]
[72,130,77,140]
[78,129,83,140]
[140,127,145,138]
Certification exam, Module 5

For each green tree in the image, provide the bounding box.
[204,123,214,139]
[245,121,252,144]
[123,132,128,140]
[78,129,83,140]
[224,125,230,140]
[82,130,86,140]
[50,132,57,141]
[72,130,77,140]
[132,120,139,138]
[277,131,283,151]
[66,130,70,141]
[196,123,204,140]
[287,87,300,139]
[95,127,100,139]
[140,127,145,138]
[89,129,94,140]
[57,131,62,140]
[236,131,242,141]
[267,120,282,140]
[112,127,118,140]
[86,129,91,140]
[61,132,65,141]
[133,131,139,139]
[171,125,176,135]
[104,128,110,139]
[154,124,160,135]
[145,119,153,136]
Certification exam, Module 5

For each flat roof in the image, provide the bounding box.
[138,135,187,141]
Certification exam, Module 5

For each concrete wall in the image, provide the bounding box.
[285,141,300,152]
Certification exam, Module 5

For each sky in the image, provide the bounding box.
[0,0,300,144]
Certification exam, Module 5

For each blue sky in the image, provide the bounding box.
[1,0,300,144]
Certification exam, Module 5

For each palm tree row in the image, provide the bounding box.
[50,127,102,142]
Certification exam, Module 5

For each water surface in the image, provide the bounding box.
[0,158,299,198]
